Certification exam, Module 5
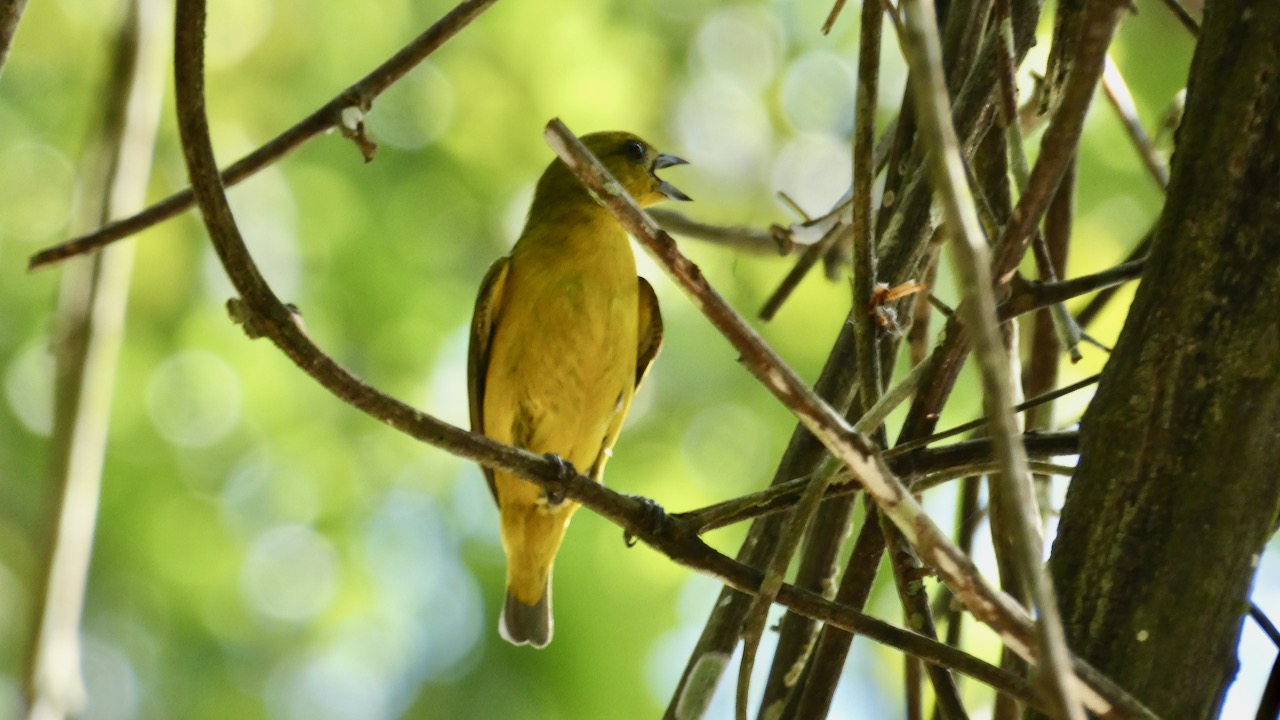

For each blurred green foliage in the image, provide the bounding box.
[0,0,1197,718]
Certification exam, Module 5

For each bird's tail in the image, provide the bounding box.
[499,581,552,648]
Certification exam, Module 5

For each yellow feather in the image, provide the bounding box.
[467,131,684,647]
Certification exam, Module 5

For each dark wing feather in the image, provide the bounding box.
[635,276,664,390]
[468,257,511,504]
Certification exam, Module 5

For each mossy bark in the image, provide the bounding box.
[1047,2,1280,717]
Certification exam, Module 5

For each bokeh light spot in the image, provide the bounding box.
[367,62,455,151]
[146,350,243,448]
[0,142,75,243]
[693,6,785,91]
[681,403,774,493]
[81,636,139,720]
[241,524,339,623]
[780,50,856,135]
[4,341,54,436]
[674,75,771,182]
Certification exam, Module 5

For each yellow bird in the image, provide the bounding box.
[468,131,688,648]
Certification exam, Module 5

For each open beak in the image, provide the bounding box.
[654,153,691,201]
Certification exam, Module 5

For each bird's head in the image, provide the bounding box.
[535,131,690,212]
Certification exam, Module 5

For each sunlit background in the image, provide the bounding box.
[4,1,1264,719]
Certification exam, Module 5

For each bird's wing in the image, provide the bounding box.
[588,277,664,481]
[468,256,511,504]
[635,276,664,390]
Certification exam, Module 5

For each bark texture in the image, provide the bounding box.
[1048,2,1280,718]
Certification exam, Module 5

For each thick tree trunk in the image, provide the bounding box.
[1047,2,1280,718]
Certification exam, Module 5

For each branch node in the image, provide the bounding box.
[623,495,669,548]
[339,104,378,163]
[227,297,304,340]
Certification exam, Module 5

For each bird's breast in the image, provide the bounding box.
[482,220,641,466]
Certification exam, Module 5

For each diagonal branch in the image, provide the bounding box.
[28,0,502,271]
[0,0,29,81]
[1101,56,1169,189]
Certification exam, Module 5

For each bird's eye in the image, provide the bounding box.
[624,140,646,162]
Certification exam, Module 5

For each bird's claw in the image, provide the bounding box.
[542,453,574,506]
[623,495,667,548]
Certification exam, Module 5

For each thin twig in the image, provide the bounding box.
[1101,56,1169,189]
[896,373,1100,454]
[1075,231,1150,329]
[649,208,794,256]
[855,353,933,434]
[789,498,887,718]
[1000,259,1145,319]
[28,0,502,271]
[752,5,885,707]
[852,0,886,432]
[1158,0,1199,35]
[667,303,866,715]
[882,502,969,719]
[759,112,903,318]
[0,0,29,81]
[740,5,883,690]
[1027,154,1076,528]
[680,433,1080,533]
[993,0,1084,363]
[822,0,850,34]
[735,454,840,720]
[908,259,940,365]
[756,493,858,715]
[759,222,848,320]
[1253,604,1280,649]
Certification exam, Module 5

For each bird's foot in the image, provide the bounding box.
[624,495,668,548]
[542,453,574,506]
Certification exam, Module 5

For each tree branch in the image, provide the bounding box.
[648,208,793,256]
[0,0,29,81]
[28,0,502,271]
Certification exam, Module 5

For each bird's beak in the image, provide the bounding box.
[654,153,691,201]
[655,153,688,169]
